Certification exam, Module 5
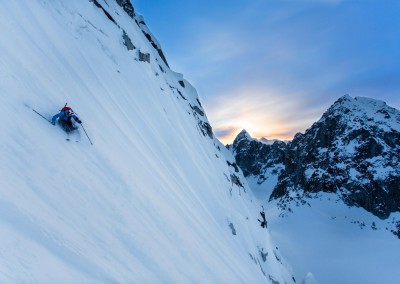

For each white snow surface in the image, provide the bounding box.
[0,1,294,283]
[266,193,400,284]
[325,94,400,133]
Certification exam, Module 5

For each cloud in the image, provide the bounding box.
[183,19,250,64]
[204,85,320,144]
[145,0,400,145]
[213,126,241,145]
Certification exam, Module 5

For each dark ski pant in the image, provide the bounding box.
[58,119,77,132]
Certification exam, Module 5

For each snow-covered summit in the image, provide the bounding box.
[229,129,258,149]
[274,95,400,219]
[321,94,400,133]
[0,0,294,282]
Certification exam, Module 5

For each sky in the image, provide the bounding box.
[131,0,400,144]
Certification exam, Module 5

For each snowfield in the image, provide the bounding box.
[267,193,400,284]
[0,0,294,283]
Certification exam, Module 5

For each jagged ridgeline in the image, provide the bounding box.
[231,95,400,221]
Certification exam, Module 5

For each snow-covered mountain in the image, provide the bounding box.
[231,95,400,222]
[230,95,400,283]
[272,95,400,220]
[0,0,295,282]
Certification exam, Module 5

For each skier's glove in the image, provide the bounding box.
[78,120,82,124]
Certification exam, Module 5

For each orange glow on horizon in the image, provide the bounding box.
[215,128,295,145]
[203,86,315,146]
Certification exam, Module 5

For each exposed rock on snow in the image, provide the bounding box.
[115,0,135,18]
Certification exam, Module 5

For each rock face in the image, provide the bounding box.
[115,0,135,18]
[230,95,400,220]
[228,130,286,185]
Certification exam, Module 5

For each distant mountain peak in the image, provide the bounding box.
[238,128,251,137]
[328,95,393,115]
[233,130,285,146]
[231,95,400,223]
[233,129,253,143]
[320,95,400,134]
[260,137,285,145]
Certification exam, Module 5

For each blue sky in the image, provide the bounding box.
[131,0,400,143]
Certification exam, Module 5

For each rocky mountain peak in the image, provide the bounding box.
[229,130,287,192]
[277,96,400,220]
[233,129,253,144]
[321,95,400,131]
[231,95,400,224]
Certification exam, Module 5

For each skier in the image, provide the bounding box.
[258,206,267,228]
[51,106,82,132]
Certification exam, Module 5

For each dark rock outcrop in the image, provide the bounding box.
[229,130,287,185]
[122,30,135,50]
[140,30,169,67]
[138,50,150,63]
[115,0,135,19]
[90,0,117,25]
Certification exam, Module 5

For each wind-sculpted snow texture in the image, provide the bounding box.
[0,0,294,283]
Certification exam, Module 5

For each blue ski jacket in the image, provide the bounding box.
[52,110,81,125]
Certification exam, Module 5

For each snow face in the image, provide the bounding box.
[0,0,294,282]
[267,193,400,284]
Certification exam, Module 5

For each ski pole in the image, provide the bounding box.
[32,109,53,124]
[80,124,93,145]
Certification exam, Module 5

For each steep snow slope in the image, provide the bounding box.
[0,0,294,282]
